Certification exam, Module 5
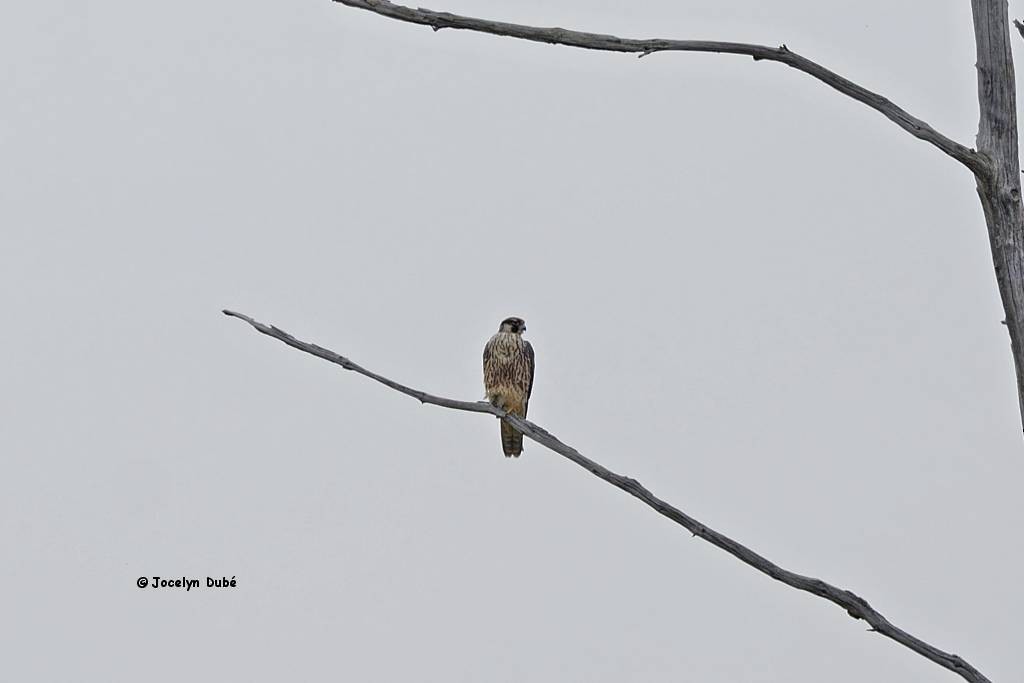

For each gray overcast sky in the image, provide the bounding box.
[3,1,1021,681]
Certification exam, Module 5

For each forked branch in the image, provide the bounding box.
[224,309,991,683]
[332,0,987,175]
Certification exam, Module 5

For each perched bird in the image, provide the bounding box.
[483,316,535,457]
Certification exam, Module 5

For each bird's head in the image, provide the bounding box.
[499,316,527,335]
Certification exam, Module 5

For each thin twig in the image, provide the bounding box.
[332,0,987,176]
[223,309,991,683]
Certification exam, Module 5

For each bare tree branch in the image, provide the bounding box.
[223,309,992,683]
[332,0,987,175]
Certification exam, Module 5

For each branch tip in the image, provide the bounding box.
[222,309,255,325]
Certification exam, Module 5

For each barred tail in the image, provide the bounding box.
[500,420,523,458]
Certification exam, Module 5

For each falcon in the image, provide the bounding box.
[483,316,535,457]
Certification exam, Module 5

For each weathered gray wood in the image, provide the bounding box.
[224,309,993,683]
[972,0,1024,426]
[333,0,985,173]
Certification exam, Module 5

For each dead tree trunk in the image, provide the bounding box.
[973,1,1024,425]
